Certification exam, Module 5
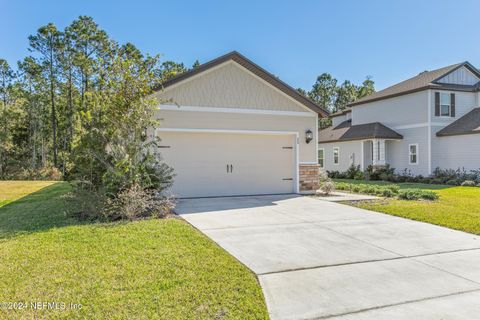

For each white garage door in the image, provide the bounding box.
[158,131,296,198]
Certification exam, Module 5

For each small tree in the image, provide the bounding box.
[70,42,174,219]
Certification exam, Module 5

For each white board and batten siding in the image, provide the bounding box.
[437,66,480,86]
[153,59,318,198]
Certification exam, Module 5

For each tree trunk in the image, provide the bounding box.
[50,46,58,167]
[68,69,73,151]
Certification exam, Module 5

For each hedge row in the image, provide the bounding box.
[335,182,439,201]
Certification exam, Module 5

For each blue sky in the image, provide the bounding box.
[1,0,479,91]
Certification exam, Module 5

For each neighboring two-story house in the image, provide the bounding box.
[318,62,480,176]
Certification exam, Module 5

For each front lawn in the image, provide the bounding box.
[0,181,268,319]
[335,179,480,235]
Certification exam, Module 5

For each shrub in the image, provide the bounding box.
[398,189,439,201]
[461,180,477,187]
[365,164,395,181]
[335,182,348,191]
[14,166,63,181]
[327,170,347,179]
[333,182,398,198]
[446,179,461,186]
[318,170,330,184]
[345,165,362,179]
[354,171,365,180]
[381,188,395,197]
[105,184,175,220]
[320,180,336,196]
[386,184,400,193]
[67,180,108,220]
[333,182,439,201]
[68,181,174,221]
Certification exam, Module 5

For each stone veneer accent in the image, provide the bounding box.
[299,164,321,192]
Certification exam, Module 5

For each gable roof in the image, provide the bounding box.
[154,51,329,116]
[436,108,480,137]
[330,108,351,117]
[349,62,480,107]
[318,120,403,143]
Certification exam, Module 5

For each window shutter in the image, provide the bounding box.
[434,92,440,116]
[450,93,455,117]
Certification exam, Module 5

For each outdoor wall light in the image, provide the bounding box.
[305,129,313,144]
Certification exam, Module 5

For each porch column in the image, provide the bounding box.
[371,139,386,166]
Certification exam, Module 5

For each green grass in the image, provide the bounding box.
[336,179,480,235]
[0,181,268,319]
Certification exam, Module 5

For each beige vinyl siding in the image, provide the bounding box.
[431,128,480,171]
[319,141,362,172]
[437,66,480,86]
[352,91,429,127]
[155,109,317,163]
[385,126,429,176]
[156,61,307,112]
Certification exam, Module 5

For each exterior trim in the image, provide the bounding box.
[318,137,402,144]
[317,148,325,168]
[158,104,317,117]
[436,130,480,137]
[427,90,432,174]
[333,147,340,165]
[408,143,419,165]
[360,141,364,170]
[392,122,446,130]
[156,128,299,135]
[154,51,329,116]
[349,85,477,107]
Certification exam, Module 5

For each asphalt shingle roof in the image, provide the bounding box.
[318,120,403,143]
[436,108,480,137]
[350,62,480,106]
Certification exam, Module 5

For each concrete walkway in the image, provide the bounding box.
[175,195,480,320]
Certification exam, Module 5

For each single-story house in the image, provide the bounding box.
[153,51,328,198]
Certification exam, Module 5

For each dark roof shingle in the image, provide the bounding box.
[436,108,480,137]
[318,121,403,143]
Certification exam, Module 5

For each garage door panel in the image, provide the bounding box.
[158,132,295,198]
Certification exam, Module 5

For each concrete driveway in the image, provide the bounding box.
[175,195,480,320]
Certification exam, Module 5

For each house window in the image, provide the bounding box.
[318,148,324,168]
[440,93,451,116]
[333,147,339,165]
[409,144,418,165]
